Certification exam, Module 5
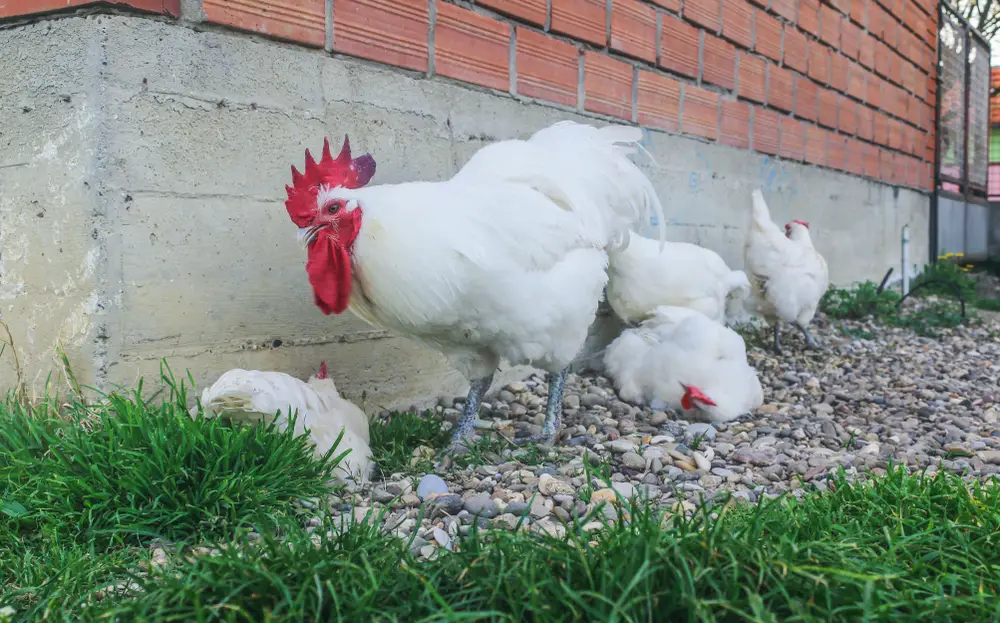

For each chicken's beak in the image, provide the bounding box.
[298,223,326,247]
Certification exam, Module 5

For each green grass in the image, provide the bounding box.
[5,375,1000,621]
[820,281,971,338]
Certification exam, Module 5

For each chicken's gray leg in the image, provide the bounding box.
[515,368,567,446]
[795,322,820,349]
[773,324,783,354]
[448,373,494,454]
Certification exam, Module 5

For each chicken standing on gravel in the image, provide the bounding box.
[744,189,829,353]
[603,306,763,422]
[606,233,751,326]
[196,363,373,483]
[283,122,665,452]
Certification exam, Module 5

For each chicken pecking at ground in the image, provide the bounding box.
[603,305,763,423]
[743,189,830,353]
[283,121,665,452]
[606,233,751,327]
[196,362,373,483]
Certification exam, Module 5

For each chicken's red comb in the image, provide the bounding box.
[792,219,810,229]
[284,135,377,228]
[316,361,328,380]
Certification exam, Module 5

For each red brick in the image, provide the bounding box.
[858,32,875,68]
[846,60,866,100]
[906,155,921,188]
[882,13,898,47]
[863,143,880,177]
[685,0,722,31]
[610,0,656,62]
[880,149,896,183]
[637,71,681,131]
[722,0,754,48]
[477,0,546,26]
[720,99,751,149]
[880,80,897,116]
[334,0,428,70]
[889,118,904,150]
[551,0,606,46]
[702,34,737,90]
[738,53,767,103]
[772,0,796,22]
[768,65,795,111]
[849,0,867,27]
[868,1,885,38]
[650,0,681,8]
[516,28,579,106]
[817,87,838,128]
[841,19,860,59]
[873,111,889,145]
[755,9,782,62]
[857,104,874,140]
[827,133,846,170]
[795,75,818,121]
[820,4,841,47]
[799,0,819,34]
[845,138,864,174]
[838,96,858,134]
[660,13,700,79]
[435,3,510,91]
[874,41,890,77]
[1,0,179,17]
[808,41,829,84]
[829,53,848,92]
[780,117,806,160]
[754,106,781,154]
[205,0,322,45]
[583,52,633,119]
[783,25,808,74]
[804,124,827,165]
[865,73,881,108]
[683,84,720,140]
[830,0,850,13]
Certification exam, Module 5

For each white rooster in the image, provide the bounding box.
[603,306,763,422]
[744,189,829,353]
[196,362,373,483]
[283,122,665,451]
[606,234,751,326]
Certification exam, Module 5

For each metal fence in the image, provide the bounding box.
[933,2,992,260]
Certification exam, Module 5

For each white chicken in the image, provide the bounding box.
[196,362,373,483]
[603,306,763,422]
[743,189,829,353]
[606,234,751,326]
[283,122,665,451]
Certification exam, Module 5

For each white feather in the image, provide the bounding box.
[603,306,763,422]
[196,368,373,483]
[317,121,666,383]
[744,189,830,327]
[607,234,752,326]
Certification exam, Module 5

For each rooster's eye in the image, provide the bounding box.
[326,200,343,214]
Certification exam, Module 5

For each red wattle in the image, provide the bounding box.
[305,235,353,315]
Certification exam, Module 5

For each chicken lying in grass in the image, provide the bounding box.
[196,362,373,483]
[606,233,751,326]
[603,306,763,423]
[744,189,829,353]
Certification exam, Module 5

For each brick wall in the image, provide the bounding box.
[2,0,939,191]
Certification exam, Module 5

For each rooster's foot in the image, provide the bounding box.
[446,373,495,455]
[772,325,783,355]
[795,323,821,349]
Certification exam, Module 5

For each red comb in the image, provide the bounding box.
[793,219,810,228]
[680,383,716,410]
[316,361,328,380]
[284,135,377,228]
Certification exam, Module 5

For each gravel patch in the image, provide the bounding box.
[322,309,1000,559]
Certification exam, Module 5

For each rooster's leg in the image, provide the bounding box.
[773,324,783,354]
[795,322,820,349]
[515,368,568,446]
[447,373,494,453]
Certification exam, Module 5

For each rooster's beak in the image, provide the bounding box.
[298,224,326,247]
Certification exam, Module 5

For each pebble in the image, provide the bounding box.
[417,474,449,500]
[321,304,1000,545]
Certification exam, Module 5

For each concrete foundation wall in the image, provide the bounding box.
[1,15,929,407]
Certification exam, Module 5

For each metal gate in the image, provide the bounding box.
[933,2,992,261]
